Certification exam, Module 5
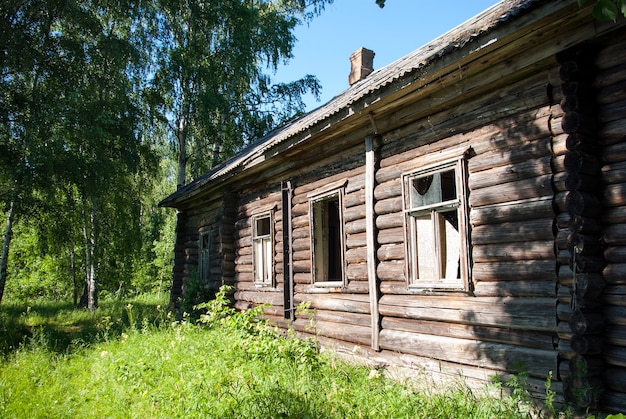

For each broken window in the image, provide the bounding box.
[403,159,469,290]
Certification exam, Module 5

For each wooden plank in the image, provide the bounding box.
[469,174,553,208]
[365,135,380,350]
[295,293,371,314]
[472,260,557,281]
[469,196,553,226]
[379,329,557,378]
[378,294,556,332]
[381,317,555,350]
[473,240,555,262]
[469,156,552,190]
[472,219,554,245]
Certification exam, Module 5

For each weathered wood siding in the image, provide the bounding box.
[170,194,235,306]
[233,187,285,322]
[374,62,561,385]
[597,37,626,413]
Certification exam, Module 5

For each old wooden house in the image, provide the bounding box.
[160,0,626,411]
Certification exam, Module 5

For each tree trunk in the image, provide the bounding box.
[80,205,98,311]
[70,234,78,307]
[0,200,15,305]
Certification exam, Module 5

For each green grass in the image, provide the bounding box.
[0,291,552,418]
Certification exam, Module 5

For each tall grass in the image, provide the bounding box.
[0,290,560,418]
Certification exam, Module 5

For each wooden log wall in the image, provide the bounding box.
[170,195,233,308]
[596,37,626,413]
[232,187,285,324]
[291,156,375,346]
[554,44,607,409]
[375,65,562,383]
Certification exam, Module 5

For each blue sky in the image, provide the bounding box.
[274,0,500,111]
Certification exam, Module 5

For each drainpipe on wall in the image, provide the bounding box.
[365,134,381,351]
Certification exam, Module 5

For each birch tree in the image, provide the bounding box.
[147,0,330,188]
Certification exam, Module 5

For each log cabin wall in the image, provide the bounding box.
[596,36,626,413]
[160,0,626,411]
[169,193,235,308]
[372,61,562,398]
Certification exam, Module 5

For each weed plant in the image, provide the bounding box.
[0,288,575,418]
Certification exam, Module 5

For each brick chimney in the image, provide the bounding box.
[348,47,375,86]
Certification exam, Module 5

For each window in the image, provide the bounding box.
[403,159,469,290]
[252,213,274,286]
[199,230,211,284]
[311,190,345,286]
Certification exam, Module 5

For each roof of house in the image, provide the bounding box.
[159,0,544,208]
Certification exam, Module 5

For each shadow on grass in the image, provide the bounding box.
[0,295,169,356]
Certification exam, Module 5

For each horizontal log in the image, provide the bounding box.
[601,140,626,164]
[234,290,283,306]
[374,178,401,201]
[473,240,555,262]
[343,204,365,223]
[468,136,552,173]
[605,325,626,346]
[343,190,364,209]
[469,175,553,208]
[346,262,368,281]
[377,260,405,281]
[377,227,404,245]
[379,294,555,332]
[605,224,626,248]
[605,246,626,262]
[379,329,557,378]
[374,196,402,215]
[376,212,403,230]
[377,243,404,261]
[604,263,626,285]
[346,248,366,264]
[295,293,371,314]
[472,260,557,281]
[603,367,626,393]
[604,305,626,326]
[381,316,555,350]
[314,308,371,328]
[471,280,556,298]
[603,183,626,207]
[469,156,551,191]
[604,345,626,368]
[308,319,371,347]
[345,218,366,235]
[469,197,553,226]
[346,231,366,249]
[602,161,626,185]
[471,217,554,246]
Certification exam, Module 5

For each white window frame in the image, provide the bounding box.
[402,158,470,291]
[310,189,346,287]
[198,230,211,284]
[252,211,274,287]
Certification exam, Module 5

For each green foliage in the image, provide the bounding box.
[578,0,626,20]
[0,294,552,418]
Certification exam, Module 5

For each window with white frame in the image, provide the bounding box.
[403,158,469,290]
[310,190,345,286]
[252,212,274,286]
[199,230,211,284]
